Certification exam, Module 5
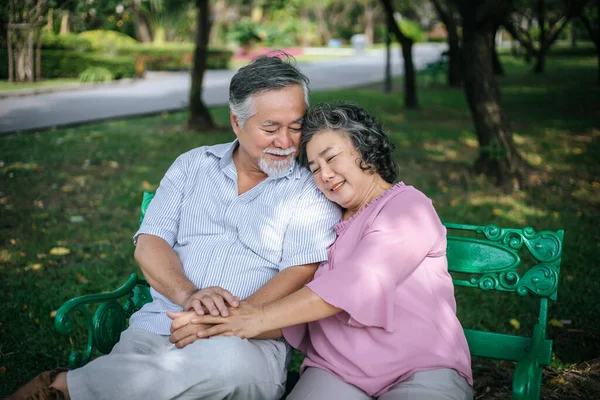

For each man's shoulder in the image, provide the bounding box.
[175,141,233,165]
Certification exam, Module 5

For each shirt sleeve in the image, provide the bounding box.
[278,182,341,271]
[306,189,446,332]
[133,154,188,246]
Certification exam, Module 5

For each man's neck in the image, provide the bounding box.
[232,149,268,195]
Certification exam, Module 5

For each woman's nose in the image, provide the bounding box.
[320,165,335,181]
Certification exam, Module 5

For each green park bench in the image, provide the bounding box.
[54,192,564,399]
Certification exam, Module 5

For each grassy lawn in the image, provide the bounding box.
[1,52,599,397]
[0,79,81,92]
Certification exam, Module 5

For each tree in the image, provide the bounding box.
[6,0,48,82]
[381,0,418,108]
[578,0,600,82]
[452,0,528,186]
[503,0,582,73]
[431,0,462,86]
[188,0,215,131]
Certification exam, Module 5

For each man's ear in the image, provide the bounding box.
[230,111,241,137]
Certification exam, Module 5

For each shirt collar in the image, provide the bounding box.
[207,139,303,180]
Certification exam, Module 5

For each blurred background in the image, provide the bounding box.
[1,0,599,398]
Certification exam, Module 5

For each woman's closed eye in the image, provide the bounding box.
[311,167,321,175]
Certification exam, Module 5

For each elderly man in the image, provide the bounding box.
[11,55,340,400]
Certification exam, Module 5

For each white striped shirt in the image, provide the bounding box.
[130,140,342,335]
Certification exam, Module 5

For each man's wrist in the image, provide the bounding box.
[173,283,198,308]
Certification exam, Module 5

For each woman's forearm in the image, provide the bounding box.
[261,287,341,332]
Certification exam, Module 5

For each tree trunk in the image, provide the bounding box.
[59,13,69,35]
[384,24,392,93]
[534,0,546,74]
[492,25,505,76]
[401,40,417,108]
[571,20,577,47]
[364,0,375,46]
[316,6,332,46]
[431,0,462,87]
[133,0,153,43]
[35,28,41,81]
[447,11,463,87]
[462,17,525,185]
[381,0,418,108]
[8,27,14,82]
[188,0,216,132]
[301,8,311,47]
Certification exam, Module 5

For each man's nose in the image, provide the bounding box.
[273,129,292,149]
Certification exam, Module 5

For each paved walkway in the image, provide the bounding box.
[0,45,445,134]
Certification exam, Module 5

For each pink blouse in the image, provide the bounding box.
[282,183,472,396]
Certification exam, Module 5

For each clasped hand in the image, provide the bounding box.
[168,302,267,347]
[182,286,240,317]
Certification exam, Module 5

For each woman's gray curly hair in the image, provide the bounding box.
[299,103,398,184]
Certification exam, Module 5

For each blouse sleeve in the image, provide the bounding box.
[306,189,446,332]
[281,323,311,353]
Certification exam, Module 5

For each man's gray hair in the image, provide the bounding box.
[229,53,310,128]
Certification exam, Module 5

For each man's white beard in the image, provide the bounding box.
[259,147,296,178]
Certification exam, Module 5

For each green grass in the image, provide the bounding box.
[0,79,81,92]
[1,52,599,396]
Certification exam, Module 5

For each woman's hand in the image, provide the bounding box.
[190,301,269,339]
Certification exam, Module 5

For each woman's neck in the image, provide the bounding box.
[343,178,393,220]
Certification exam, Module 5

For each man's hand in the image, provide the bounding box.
[188,301,269,340]
[182,286,240,316]
[167,311,212,348]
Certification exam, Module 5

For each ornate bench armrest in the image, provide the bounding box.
[54,273,150,368]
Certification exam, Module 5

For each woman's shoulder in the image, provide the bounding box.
[380,183,433,212]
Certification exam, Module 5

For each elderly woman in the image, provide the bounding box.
[180,103,473,399]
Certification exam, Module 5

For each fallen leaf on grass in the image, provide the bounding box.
[50,310,57,318]
[108,161,119,169]
[24,263,43,271]
[492,209,502,216]
[49,247,71,256]
[509,319,521,330]
[141,180,155,191]
[69,216,85,223]
[549,377,566,385]
[0,366,6,376]
[75,273,90,284]
[61,184,74,193]
[549,319,564,328]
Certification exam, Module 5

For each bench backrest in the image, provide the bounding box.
[446,223,563,365]
[138,193,564,366]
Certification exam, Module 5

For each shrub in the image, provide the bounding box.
[79,67,114,83]
[40,32,93,52]
[0,50,136,80]
[78,30,139,55]
[134,46,232,71]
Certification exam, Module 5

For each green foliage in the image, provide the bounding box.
[399,19,426,43]
[78,67,114,83]
[40,32,93,52]
[78,30,139,55]
[134,45,232,71]
[228,19,262,47]
[0,50,136,80]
